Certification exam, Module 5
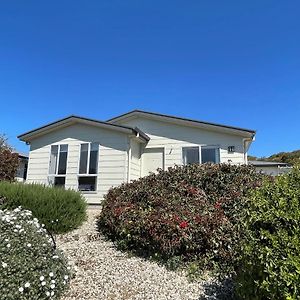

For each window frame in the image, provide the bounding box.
[77,142,99,192]
[48,144,69,176]
[182,146,201,165]
[48,144,68,189]
[182,145,220,165]
[201,145,220,164]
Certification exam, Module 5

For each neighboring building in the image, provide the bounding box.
[14,151,28,182]
[18,110,256,205]
[248,160,292,176]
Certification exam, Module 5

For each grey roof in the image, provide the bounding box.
[18,115,150,142]
[249,160,291,167]
[107,110,256,135]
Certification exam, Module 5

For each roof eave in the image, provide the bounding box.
[18,116,138,143]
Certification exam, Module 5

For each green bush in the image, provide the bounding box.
[235,167,300,300]
[0,182,87,234]
[98,163,264,276]
[0,207,71,300]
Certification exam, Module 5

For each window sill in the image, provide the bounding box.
[80,191,98,194]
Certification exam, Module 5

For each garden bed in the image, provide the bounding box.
[57,209,232,300]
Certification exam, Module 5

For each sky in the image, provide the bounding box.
[0,1,299,157]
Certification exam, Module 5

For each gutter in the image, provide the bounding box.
[243,136,255,164]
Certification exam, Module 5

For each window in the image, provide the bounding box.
[182,147,200,165]
[49,144,68,188]
[54,177,65,187]
[78,176,97,191]
[182,146,220,165]
[78,143,99,191]
[201,147,220,163]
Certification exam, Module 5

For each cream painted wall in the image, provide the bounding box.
[114,117,247,173]
[27,123,129,204]
[130,139,141,180]
[26,116,252,205]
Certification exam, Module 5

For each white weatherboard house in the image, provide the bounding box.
[18,110,256,205]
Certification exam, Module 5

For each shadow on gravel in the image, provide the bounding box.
[198,278,236,300]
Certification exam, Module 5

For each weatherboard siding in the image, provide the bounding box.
[130,139,141,180]
[26,123,129,204]
[113,117,246,169]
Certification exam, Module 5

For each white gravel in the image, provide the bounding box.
[57,209,231,300]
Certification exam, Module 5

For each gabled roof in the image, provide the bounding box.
[107,110,256,137]
[18,115,150,143]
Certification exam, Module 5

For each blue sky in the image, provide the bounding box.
[0,1,299,156]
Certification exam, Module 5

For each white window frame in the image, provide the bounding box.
[201,145,220,164]
[48,144,68,176]
[77,142,99,192]
[182,145,221,165]
[182,146,201,165]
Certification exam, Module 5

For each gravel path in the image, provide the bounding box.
[57,209,231,300]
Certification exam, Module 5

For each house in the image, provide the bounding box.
[248,160,292,176]
[18,110,256,205]
[14,151,28,182]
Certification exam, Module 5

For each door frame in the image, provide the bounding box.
[141,146,165,177]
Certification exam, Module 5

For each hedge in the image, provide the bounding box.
[235,167,300,299]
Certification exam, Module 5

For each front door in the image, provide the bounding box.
[141,148,164,176]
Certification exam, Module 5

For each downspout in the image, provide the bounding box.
[127,137,132,183]
[243,136,255,165]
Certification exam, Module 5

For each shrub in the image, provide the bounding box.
[0,182,87,234]
[98,163,264,275]
[235,167,300,300]
[0,134,19,181]
[0,207,71,300]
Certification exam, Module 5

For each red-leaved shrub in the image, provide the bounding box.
[0,149,19,182]
[98,163,264,275]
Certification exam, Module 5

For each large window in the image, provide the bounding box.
[182,146,220,165]
[49,144,68,188]
[201,146,220,164]
[78,143,99,191]
[182,147,200,165]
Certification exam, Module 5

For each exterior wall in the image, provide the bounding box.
[130,139,141,180]
[27,123,129,204]
[114,117,247,171]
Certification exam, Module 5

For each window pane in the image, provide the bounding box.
[54,176,65,188]
[58,145,68,174]
[79,143,89,174]
[78,176,97,191]
[49,145,58,174]
[182,147,199,165]
[201,147,219,163]
[89,143,99,174]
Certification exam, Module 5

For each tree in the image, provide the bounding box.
[0,134,19,181]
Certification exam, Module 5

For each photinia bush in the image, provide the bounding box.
[0,207,72,300]
[97,163,264,276]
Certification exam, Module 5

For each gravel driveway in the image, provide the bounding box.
[57,209,231,300]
